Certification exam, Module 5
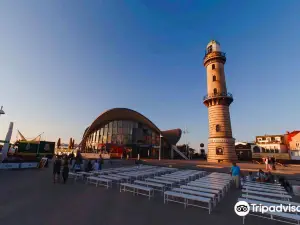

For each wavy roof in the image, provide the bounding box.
[81,108,181,147]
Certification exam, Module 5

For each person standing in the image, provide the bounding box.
[93,160,100,171]
[62,158,69,184]
[53,156,62,183]
[270,157,273,170]
[230,162,241,189]
[264,157,269,170]
[99,155,103,170]
[271,156,276,170]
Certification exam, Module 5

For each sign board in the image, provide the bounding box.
[252,153,290,160]
[209,138,235,144]
[81,153,101,159]
[0,163,20,169]
[38,158,48,168]
[20,162,38,169]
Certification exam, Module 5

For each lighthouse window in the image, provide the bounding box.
[207,45,213,53]
[212,64,215,70]
[213,75,217,81]
[213,88,218,95]
[216,124,221,132]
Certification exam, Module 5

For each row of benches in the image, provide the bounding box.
[239,180,300,224]
[163,172,233,214]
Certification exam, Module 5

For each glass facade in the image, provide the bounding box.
[83,120,169,159]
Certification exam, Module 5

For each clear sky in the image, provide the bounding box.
[0,0,299,150]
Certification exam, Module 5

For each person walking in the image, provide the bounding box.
[62,158,69,184]
[230,162,241,189]
[269,157,273,170]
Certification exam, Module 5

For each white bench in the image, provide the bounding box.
[98,175,122,185]
[120,183,154,200]
[164,191,212,214]
[242,194,300,207]
[155,176,182,183]
[134,180,165,194]
[243,186,287,195]
[195,179,230,191]
[86,176,112,189]
[162,175,189,183]
[68,172,83,182]
[243,183,285,190]
[146,178,174,188]
[189,181,226,195]
[242,189,292,201]
[245,181,281,186]
[172,188,217,207]
[110,174,131,183]
[238,198,300,224]
[180,185,222,200]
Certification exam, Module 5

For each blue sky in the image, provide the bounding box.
[0,0,299,150]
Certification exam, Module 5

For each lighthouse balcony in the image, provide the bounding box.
[203,51,226,60]
[203,92,233,102]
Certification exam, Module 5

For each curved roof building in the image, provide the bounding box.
[81,108,182,159]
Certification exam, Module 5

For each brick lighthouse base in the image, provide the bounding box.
[207,138,238,163]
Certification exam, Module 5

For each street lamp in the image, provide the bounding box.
[0,106,5,116]
[183,126,189,157]
[159,134,163,161]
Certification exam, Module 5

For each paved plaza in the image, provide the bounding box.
[0,161,293,225]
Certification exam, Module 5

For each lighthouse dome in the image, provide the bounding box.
[206,40,221,52]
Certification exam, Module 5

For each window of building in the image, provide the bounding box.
[253,146,260,153]
[261,147,266,153]
[213,75,216,82]
[212,64,215,70]
[257,138,262,142]
[118,120,122,128]
[216,124,221,132]
[216,147,223,155]
[213,88,218,95]
[107,135,111,143]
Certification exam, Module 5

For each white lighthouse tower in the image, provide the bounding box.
[203,40,237,162]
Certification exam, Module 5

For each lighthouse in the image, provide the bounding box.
[203,40,237,162]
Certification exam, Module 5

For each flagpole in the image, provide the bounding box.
[36,132,44,156]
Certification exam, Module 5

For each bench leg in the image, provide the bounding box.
[209,202,211,214]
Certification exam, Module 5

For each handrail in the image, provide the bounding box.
[203,92,233,101]
[203,51,226,60]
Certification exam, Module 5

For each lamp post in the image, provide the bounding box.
[0,106,5,116]
[159,134,163,161]
[183,126,189,157]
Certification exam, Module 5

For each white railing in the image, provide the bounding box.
[171,145,189,160]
